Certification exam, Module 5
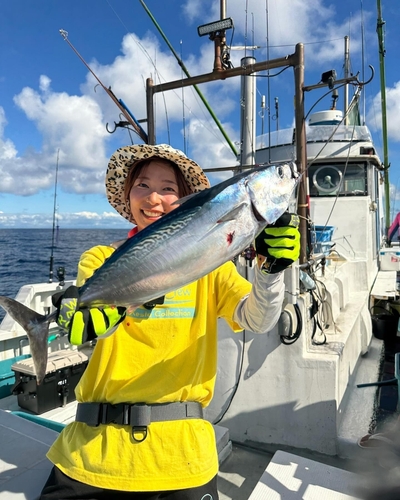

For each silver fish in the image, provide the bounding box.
[0,162,298,383]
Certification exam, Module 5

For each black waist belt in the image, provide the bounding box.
[76,402,203,428]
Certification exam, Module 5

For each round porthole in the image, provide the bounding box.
[312,166,342,193]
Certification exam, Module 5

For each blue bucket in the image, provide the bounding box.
[311,225,335,244]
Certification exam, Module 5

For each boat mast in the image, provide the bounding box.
[343,36,350,125]
[376,0,390,234]
[240,55,256,172]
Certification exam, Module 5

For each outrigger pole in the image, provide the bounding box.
[59,29,148,144]
[139,0,238,158]
[376,0,391,235]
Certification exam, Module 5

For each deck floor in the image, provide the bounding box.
[1,332,400,499]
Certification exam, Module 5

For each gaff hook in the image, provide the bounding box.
[106,121,131,134]
[355,65,375,87]
[106,122,118,134]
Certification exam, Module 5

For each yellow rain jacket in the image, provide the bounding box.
[47,244,252,491]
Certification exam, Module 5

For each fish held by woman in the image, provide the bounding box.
[0,162,298,384]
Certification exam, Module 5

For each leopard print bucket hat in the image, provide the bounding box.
[106,144,210,222]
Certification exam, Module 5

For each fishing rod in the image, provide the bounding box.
[59,29,148,144]
[376,0,391,235]
[139,0,238,157]
[48,149,60,283]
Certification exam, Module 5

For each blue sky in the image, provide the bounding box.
[1,0,399,229]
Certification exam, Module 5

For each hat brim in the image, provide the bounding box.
[106,144,210,223]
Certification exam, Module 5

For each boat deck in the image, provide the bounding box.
[1,332,400,499]
[1,295,400,499]
[0,408,372,500]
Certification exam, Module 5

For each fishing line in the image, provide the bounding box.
[256,37,346,49]
[104,0,172,142]
[106,0,233,153]
[308,101,360,252]
[306,85,362,172]
[180,40,187,154]
[49,149,60,284]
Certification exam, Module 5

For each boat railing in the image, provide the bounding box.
[256,125,373,150]
[0,280,76,339]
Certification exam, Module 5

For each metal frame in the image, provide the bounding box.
[145,43,308,264]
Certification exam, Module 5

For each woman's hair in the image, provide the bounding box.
[124,159,192,204]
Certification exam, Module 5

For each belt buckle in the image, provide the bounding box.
[101,403,124,425]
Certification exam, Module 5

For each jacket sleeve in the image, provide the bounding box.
[233,267,284,334]
[76,246,115,287]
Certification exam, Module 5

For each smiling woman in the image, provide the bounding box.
[128,159,184,230]
[30,141,299,499]
[106,143,211,225]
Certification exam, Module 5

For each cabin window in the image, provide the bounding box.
[308,162,367,197]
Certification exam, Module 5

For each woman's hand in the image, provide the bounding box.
[52,286,126,345]
[255,212,300,274]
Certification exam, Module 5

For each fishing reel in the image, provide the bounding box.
[56,267,66,286]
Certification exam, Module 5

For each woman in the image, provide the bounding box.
[40,143,300,499]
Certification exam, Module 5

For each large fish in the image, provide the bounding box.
[0,162,298,383]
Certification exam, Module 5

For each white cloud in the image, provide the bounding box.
[183,0,367,65]
[0,107,18,161]
[0,0,379,213]
[366,81,400,142]
[0,210,129,228]
[0,30,239,202]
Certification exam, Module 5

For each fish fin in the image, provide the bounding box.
[0,296,50,385]
[109,238,128,249]
[126,305,139,314]
[171,193,198,206]
[217,203,247,223]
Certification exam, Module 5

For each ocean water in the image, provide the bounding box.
[0,228,128,322]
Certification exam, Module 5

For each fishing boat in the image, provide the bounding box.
[0,3,398,499]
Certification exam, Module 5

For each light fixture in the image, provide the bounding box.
[321,69,337,90]
[197,17,234,37]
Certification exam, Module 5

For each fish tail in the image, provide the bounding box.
[0,296,53,384]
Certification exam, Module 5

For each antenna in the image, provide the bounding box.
[49,149,60,283]
[265,0,272,162]
[360,0,366,124]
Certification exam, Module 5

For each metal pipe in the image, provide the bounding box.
[293,43,308,265]
[151,54,294,94]
[240,56,256,171]
[220,0,226,45]
[213,36,224,72]
[220,0,226,19]
[377,0,391,235]
[146,78,155,144]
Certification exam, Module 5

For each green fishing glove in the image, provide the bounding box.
[255,212,300,274]
[52,286,126,345]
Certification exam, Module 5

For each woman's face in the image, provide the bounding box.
[129,159,181,231]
